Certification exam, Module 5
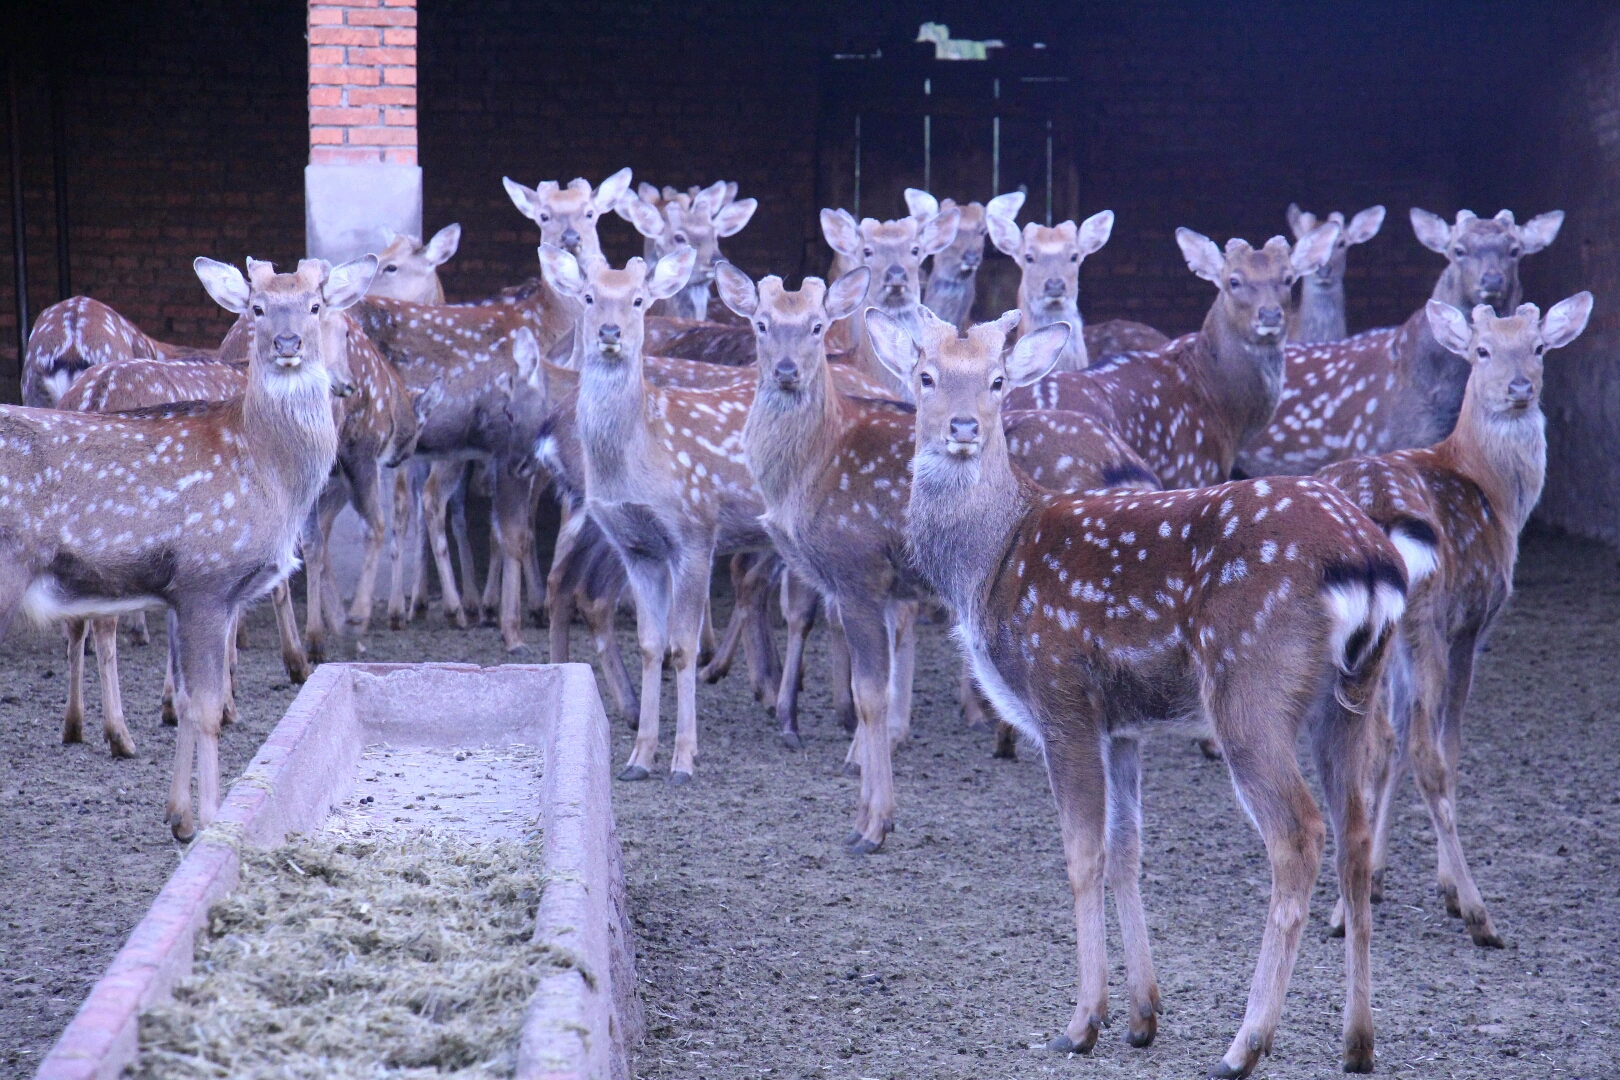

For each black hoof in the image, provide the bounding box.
[666,769,692,787]
[845,836,881,855]
[1327,922,1346,939]
[1342,1054,1375,1074]
[1046,1034,1089,1054]
[779,730,802,751]
[1470,929,1505,949]
[1210,1061,1250,1079]
[617,765,651,782]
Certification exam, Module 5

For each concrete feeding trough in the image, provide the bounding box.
[35,662,640,1080]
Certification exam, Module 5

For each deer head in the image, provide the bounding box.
[1286,204,1384,289]
[1176,223,1340,345]
[537,243,695,366]
[820,207,960,315]
[1410,207,1563,312]
[503,168,633,263]
[1426,292,1592,421]
[987,208,1113,321]
[716,263,869,392]
[368,223,461,303]
[619,180,758,287]
[906,189,1025,284]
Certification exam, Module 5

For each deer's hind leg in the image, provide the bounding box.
[165,605,233,842]
[1042,712,1111,1055]
[774,569,819,749]
[62,619,89,745]
[91,616,136,758]
[1104,735,1160,1048]
[839,599,896,853]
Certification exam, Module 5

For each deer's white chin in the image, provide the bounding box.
[945,439,982,458]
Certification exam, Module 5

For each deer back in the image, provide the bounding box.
[23,297,165,407]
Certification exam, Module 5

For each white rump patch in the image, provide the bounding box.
[1388,526,1438,585]
[1322,579,1406,672]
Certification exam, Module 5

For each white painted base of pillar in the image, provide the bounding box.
[305,163,423,263]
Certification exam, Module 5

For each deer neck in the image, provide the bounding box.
[575,346,652,490]
[1019,286,1087,370]
[743,356,847,522]
[905,425,1031,620]
[1441,387,1547,539]
[240,360,341,522]
[923,270,975,330]
[1194,302,1286,451]
[1291,278,1346,342]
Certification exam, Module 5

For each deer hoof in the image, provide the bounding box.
[666,769,692,787]
[61,720,84,745]
[841,761,861,778]
[107,730,137,760]
[1342,1035,1375,1073]
[1370,869,1385,904]
[389,613,405,631]
[845,836,882,856]
[779,730,802,751]
[1125,1013,1157,1048]
[1468,924,1505,949]
[1197,737,1225,761]
[1209,1062,1252,1079]
[617,764,651,782]
[1047,1029,1097,1055]
[168,810,196,843]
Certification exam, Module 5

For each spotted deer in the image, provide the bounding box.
[539,241,777,783]
[0,254,369,838]
[819,204,960,401]
[872,306,1405,1076]
[618,180,758,320]
[1007,222,1342,490]
[367,223,463,303]
[903,188,1026,331]
[1317,292,1592,949]
[1237,207,1564,476]
[1284,204,1385,343]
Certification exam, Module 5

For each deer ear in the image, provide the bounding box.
[513,326,541,382]
[538,244,585,298]
[1175,228,1224,282]
[616,193,666,239]
[1344,205,1385,246]
[1425,300,1473,356]
[821,208,860,257]
[986,209,1023,257]
[1076,209,1114,256]
[714,262,759,318]
[503,177,539,220]
[864,307,923,382]
[713,197,757,237]
[920,207,961,256]
[1290,222,1340,276]
[422,223,461,266]
[986,190,1025,224]
[1410,208,1452,254]
[194,257,252,314]
[1541,291,1593,350]
[323,255,379,310]
[1007,322,1069,387]
[826,266,870,322]
[637,182,661,204]
[413,379,445,423]
[593,167,633,213]
[648,246,696,300]
[1517,210,1564,255]
[1285,203,1308,240]
[904,188,939,220]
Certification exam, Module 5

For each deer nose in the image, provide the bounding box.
[960,252,981,270]
[1043,278,1065,297]
[884,264,907,286]
[1507,376,1535,403]
[273,333,301,356]
[949,416,980,442]
[562,228,581,251]
[598,324,621,344]
[1257,306,1284,328]
[773,359,799,383]
[1480,270,1506,294]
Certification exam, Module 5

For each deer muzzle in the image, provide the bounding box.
[773,358,800,388]
[561,228,581,254]
[272,333,303,364]
[1506,376,1535,407]
[1254,306,1284,336]
[947,415,981,455]
[598,324,622,355]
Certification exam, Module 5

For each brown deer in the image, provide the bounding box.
[619,180,758,320]
[1284,204,1385,343]
[367,223,463,304]
[904,188,1026,331]
[0,254,370,838]
[1237,207,1564,476]
[1318,292,1592,949]
[819,204,960,400]
[871,305,1406,1076]
[1007,222,1342,490]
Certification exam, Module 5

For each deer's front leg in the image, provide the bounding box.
[92,616,136,758]
[1104,735,1159,1048]
[166,606,233,842]
[492,463,535,652]
[387,466,414,629]
[1043,722,1111,1055]
[422,462,468,628]
[271,582,310,684]
[840,602,895,853]
[885,599,917,748]
[620,560,672,781]
[346,460,387,647]
[62,619,88,745]
[666,551,715,783]
[774,569,820,749]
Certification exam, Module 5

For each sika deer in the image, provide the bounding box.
[539,242,773,783]
[985,208,1116,371]
[819,204,960,400]
[1237,207,1564,476]
[1319,292,1592,948]
[368,223,463,304]
[905,188,1025,331]
[872,306,1406,1076]
[1284,204,1385,343]
[619,180,758,320]
[1008,222,1342,489]
[0,254,369,838]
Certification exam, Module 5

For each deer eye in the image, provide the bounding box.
[910,246,920,257]
[1283,274,1295,287]
[1025,254,1035,264]
[584,294,594,306]
[1534,343,1546,355]
[585,210,594,219]
[863,247,874,259]
[1228,277,1242,290]
[1069,252,1079,262]
[674,233,688,244]
[756,321,768,333]
[991,376,1005,392]
[633,297,644,308]
[812,323,823,335]
[539,213,550,223]
[1476,347,1489,359]
[310,303,321,315]
[384,264,399,273]
[1509,245,1522,259]
[1453,245,1466,258]
[919,371,934,389]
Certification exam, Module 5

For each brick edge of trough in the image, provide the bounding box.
[33,661,641,1080]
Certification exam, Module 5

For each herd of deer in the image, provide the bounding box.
[3,159,1590,1074]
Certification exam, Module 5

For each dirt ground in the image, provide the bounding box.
[2,525,1617,1079]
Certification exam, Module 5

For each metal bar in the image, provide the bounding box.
[853,112,861,220]
[991,78,1000,198]
[50,66,67,299]
[923,114,931,192]
[1045,119,1054,226]
[7,59,28,375]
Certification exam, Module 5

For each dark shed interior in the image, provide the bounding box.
[1,1,1615,542]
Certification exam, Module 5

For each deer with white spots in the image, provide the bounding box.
[619,180,758,321]
[1237,207,1564,476]
[0,254,369,839]
[818,203,960,401]
[1284,203,1385,343]
[873,305,1406,1076]
[903,188,1026,332]
[1007,222,1342,490]
[1317,292,1592,949]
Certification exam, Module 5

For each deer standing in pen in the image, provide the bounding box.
[367,223,462,304]
[1237,206,1563,476]
[0,254,369,838]
[871,304,1405,1076]
[1284,203,1385,343]
[904,188,1026,331]
[619,180,758,320]
[1317,292,1592,949]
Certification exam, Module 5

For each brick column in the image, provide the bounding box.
[305,0,422,262]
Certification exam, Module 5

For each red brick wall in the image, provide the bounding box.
[309,0,418,166]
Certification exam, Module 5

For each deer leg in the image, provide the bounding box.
[698,553,751,684]
[62,619,89,745]
[345,462,387,651]
[222,612,240,728]
[546,504,587,666]
[421,463,468,628]
[666,553,715,782]
[161,609,179,726]
[741,553,782,706]
[960,658,991,729]
[493,464,534,652]
[1042,722,1111,1055]
[585,581,639,720]
[271,582,310,684]
[128,610,151,646]
[619,563,673,781]
[828,610,856,736]
[1105,735,1160,1048]
[92,616,136,758]
[841,605,895,853]
[388,466,415,629]
[166,606,232,842]
[524,479,548,627]
[774,570,819,749]
[885,600,917,748]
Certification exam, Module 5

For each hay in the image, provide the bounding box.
[132,830,549,1079]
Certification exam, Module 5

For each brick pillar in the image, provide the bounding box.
[304,0,422,262]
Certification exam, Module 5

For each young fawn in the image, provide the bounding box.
[1238,207,1563,476]
[0,255,370,838]
[1319,292,1592,948]
[1283,203,1385,343]
[904,187,1026,331]
[870,306,1407,1076]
